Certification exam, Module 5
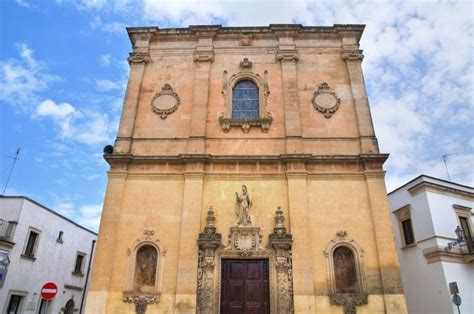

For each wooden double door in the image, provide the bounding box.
[220,259,270,314]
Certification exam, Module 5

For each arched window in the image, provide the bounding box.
[232,80,259,119]
[333,246,358,294]
[134,245,158,292]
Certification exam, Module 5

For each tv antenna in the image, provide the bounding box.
[442,152,460,182]
[2,148,21,195]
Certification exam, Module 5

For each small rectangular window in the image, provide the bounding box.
[402,219,415,246]
[74,254,85,274]
[57,231,64,243]
[24,231,39,257]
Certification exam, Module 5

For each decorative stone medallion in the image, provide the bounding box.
[311,82,341,118]
[151,84,180,119]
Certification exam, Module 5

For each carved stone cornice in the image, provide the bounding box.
[123,292,160,314]
[276,49,298,62]
[127,51,151,65]
[194,50,214,62]
[341,49,364,61]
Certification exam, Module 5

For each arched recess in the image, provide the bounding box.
[123,231,166,313]
[323,230,368,314]
[219,59,272,132]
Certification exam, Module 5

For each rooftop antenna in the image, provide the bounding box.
[2,148,20,195]
[442,152,460,182]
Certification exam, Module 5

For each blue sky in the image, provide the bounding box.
[1,0,473,231]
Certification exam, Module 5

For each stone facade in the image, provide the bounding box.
[86,24,407,313]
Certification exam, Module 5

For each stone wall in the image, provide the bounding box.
[86,24,407,313]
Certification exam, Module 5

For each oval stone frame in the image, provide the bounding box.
[311,82,340,118]
[151,84,180,119]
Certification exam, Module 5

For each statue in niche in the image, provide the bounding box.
[235,185,252,226]
[334,246,357,294]
[134,245,158,292]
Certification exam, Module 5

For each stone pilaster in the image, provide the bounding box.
[86,171,128,313]
[188,30,215,154]
[115,35,152,154]
[340,34,379,153]
[364,168,405,312]
[285,159,315,313]
[275,30,303,153]
[175,164,206,310]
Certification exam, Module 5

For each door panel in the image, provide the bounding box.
[221,259,270,314]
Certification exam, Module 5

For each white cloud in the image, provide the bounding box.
[0,43,59,110]
[35,98,117,146]
[95,79,122,91]
[15,0,30,8]
[54,201,103,231]
[36,99,77,119]
[99,54,111,66]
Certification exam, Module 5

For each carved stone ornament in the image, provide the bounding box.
[311,82,341,118]
[239,57,253,71]
[330,294,368,314]
[239,34,252,46]
[341,49,364,61]
[268,207,294,313]
[196,208,222,314]
[219,69,273,133]
[324,231,367,314]
[196,205,295,313]
[123,231,166,314]
[123,292,160,314]
[194,50,214,62]
[151,84,180,119]
[127,51,151,65]
[226,226,263,257]
[276,49,298,62]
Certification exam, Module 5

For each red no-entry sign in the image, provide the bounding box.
[41,282,58,299]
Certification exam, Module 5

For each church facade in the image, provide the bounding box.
[86,24,407,313]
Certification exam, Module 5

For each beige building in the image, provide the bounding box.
[86,24,407,314]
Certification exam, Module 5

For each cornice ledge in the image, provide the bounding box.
[105,153,391,164]
[408,181,474,198]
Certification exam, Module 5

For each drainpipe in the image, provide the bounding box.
[80,239,96,313]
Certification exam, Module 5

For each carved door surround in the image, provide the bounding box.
[123,230,167,314]
[323,230,368,314]
[197,207,294,313]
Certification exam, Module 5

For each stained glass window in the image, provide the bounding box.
[232,80,259,119]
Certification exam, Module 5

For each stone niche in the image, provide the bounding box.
[196,207,294,313]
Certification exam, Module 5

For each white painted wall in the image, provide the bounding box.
[388,175,474,314]
[0,196,97,314]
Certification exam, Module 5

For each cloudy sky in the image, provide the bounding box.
[1,0,473,231]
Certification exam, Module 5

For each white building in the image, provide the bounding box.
[388,175,474,314]
[0,196,97,314]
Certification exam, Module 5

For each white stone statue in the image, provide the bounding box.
[235,185,252,226]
